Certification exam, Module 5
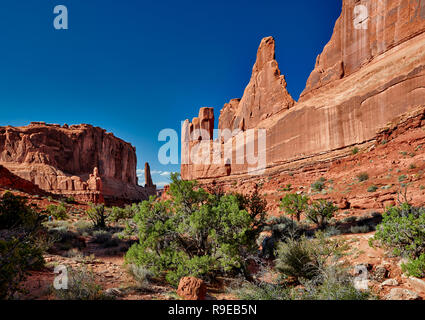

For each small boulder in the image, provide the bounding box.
[385,288,421,300]
[381,279,399,287]
[408,277,425,293]
[177,277,207,300]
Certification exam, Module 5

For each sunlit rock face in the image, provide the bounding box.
[0,122,156,203]
[181,0,425,181]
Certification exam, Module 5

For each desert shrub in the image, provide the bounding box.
[53,267,107,300]
[127,264,153,289]
[352,147,359,155]
[341,216,357,224]
[87,204,108,229]
[367,185,378,193]
[125,173,263,286]
[74,220,92,236]
[280,193,309,222]
[0,192,48,299]
[92,230,112,244]
[64,196,76,204]
[266,216,301,241]
[357,172,369,182]
[398,175,407,182]
[373,203,425,258]
[323,226,341,237]
[232,281,292,300]
[276,234,348,282]
[350,225,371,234]
[401,254,425,278]
[299,266,371,300]
[306,200,338,229]
[311,178,326,192]
[46,203,68,220]
[276,237,321,281]
[108,205,137,223]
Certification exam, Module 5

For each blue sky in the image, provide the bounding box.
[0,0,341,187]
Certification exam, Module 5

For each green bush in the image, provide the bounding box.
[367,185,378,193]
[46,203,68,220]
[0,192,48,299]
[275,237,321,281]
[266,216,301,241]
[350,225,371,234]
[125,173,264,286]
[398,175,407,182]
[108,205,137,223]
[401,254,425,278]
[280,193,309,222]
[127,264,153,289]
[352,147,359,155]
[357,172,369,182]
[232,281,292,300]
[53,267,107,300]
[306,200,338,229]
[299,266,371,300]
[74,220,92,235]
[64,196,76,204]
[311,178,326,192]
[373,203,425,258]
[87,204,108,229]
[276,234,348,282]
[92,230,112,244]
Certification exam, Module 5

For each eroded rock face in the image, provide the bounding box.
[301,0,425,98]
[181,0,425,181]
[219,36,295,133]
[0,123,156,203]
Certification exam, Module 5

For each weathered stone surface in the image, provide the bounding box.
[408,277,425,293]
[181,0,425,182]
[301,0,425,98]
[385,288,421,300]
[219,37,294,133]
[0,123,156,203]
[381,279,399,287]
[176,277,207,300]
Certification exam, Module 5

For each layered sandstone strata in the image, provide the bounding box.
[0,122,156,203]
[181,0,425,181]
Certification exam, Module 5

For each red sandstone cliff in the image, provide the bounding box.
[181,0,425,181]
[0,122,156,203]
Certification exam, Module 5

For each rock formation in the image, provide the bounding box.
[0,122,156,203]
[181,0,425,181]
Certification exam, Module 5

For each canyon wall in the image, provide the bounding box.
[181,0,425,181]
[0,122,156,203]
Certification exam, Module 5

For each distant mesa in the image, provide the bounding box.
[0,122,156,204]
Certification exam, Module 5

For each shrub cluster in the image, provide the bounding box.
[125,173,267,286]
[0,192,49,299]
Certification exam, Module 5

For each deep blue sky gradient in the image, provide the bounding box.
[0,0,341,186]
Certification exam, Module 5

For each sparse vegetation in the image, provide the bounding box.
[305,200,338,229]
[367,185,378,193]
[52,267,108,300]
[280,193,309,222]
[0,192,49,299]
[87,203,108,229]
[357,172,369,182]
[311,178,326,192]
[46,203,68,220]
